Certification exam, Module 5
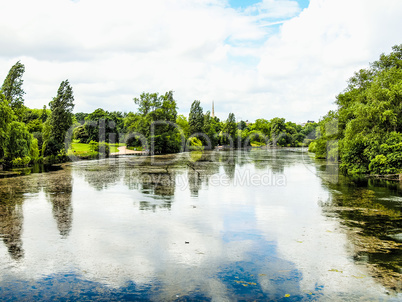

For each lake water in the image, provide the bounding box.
[0,149,401,301]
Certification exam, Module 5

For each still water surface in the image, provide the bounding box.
[0,149,401,301]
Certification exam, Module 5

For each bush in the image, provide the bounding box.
[88,140,110,157]
[12,156,31,167]
[95,142,110,157]
[187,137,204,151]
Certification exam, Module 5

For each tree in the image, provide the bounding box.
[176,114,190,138]
[75,112,89,124]
[222,113,237,145]
[1,61,26,120]
[5,121,32,160]
[134,92,159,116]
[128,91,182,153]
[270,117,286,138]
[41,105,49,122]
[46,80,75,155]
[188,100,204,136]
[84,108,118,143]
[73,125,88,143]
[203,111,218,148]
[237,120,248,131]
[310,44,402,175]
[253,119,270,137]
[0,93,15,158]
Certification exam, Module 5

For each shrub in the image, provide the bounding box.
[88,141,110,157]
[187,137,204,151]
[95,142,110,157]
[12,156,31,167]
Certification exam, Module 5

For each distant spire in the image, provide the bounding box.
[212,101,215,118]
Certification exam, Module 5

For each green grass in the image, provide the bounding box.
[69,142,125,156]
[109,143,124,153]
[70,142,91,155]
[126,146,144,151]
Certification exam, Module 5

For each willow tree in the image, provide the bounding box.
[5,121,32,160]
[0,93,15,158]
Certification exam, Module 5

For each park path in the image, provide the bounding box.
[110,146,147,156]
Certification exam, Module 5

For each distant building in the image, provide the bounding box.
[298,120,315,127]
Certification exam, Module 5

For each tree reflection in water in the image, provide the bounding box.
[0,198,24,260]
[45,169,73,238]
[0,175,41,260]
[320,174,402,292]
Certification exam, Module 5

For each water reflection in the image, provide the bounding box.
[0,150,401,300]
[0,177,31,260]
[45,169,73,238]
[319,173,402,292]
[0,198,24,260]
[74,159,123,191]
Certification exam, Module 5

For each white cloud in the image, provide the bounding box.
[250,0,402,122]
[245,0,301,19]
[0,0,402,122]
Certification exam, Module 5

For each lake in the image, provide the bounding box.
[0,149,401,301]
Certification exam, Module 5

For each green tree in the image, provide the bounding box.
[46,80,75,155]
[84,108,119,143]
[253,119,270,137]
[221,113,237,145]
[134,92,159,116]
[0,93,15,158]
[75,112,88,124]
[73,125,88,143]
[41,105,49,122]
[188,100,204,136]
[310,44,402,174]
[270,117,286,138]
[129,91,182,153]
[5,121,32,160]
[203,111,218,148]
[26,119,43,133]
[176,114,190,138]
[30,138,40,161]
[1,61,26,119]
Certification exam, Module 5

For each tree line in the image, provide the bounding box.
[309,44,402,175]
[0,61,318,168]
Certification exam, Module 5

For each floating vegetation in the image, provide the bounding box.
[322,181,402,293]
[328,269,343,273]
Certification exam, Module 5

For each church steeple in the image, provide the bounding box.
[212,101,215,118]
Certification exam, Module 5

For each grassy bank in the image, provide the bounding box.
[68,142,124,157]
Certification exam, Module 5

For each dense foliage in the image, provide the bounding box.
[311,44,402,175]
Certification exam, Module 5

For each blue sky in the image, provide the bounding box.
[1,0,401,123]
[230,0,309,10]
[229,0,263,9]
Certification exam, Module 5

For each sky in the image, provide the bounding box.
[0,0,401,123]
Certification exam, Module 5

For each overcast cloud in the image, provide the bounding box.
[0,0,401,123]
